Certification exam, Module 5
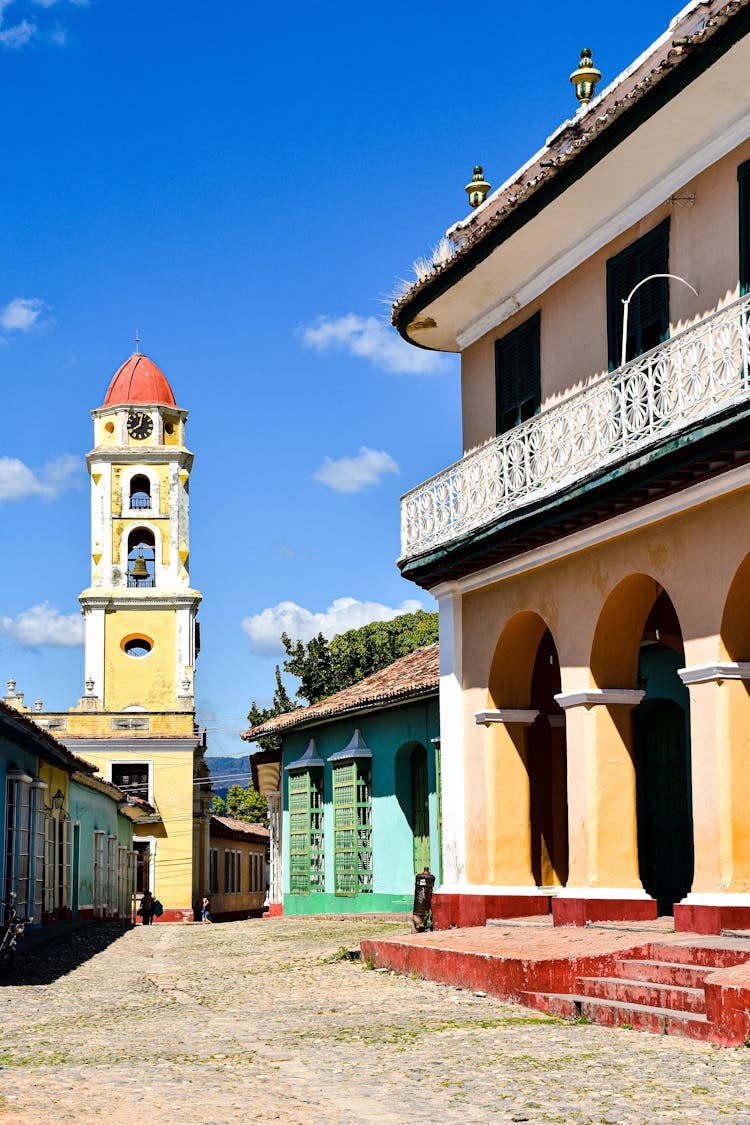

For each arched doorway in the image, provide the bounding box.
[633,586,694,912]
[487,612,568,888]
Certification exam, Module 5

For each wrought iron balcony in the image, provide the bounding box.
[400,293,750,562]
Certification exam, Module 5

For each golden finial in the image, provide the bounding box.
[570,47,602,109]
[465,165,491,209]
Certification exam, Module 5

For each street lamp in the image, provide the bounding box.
[51,789,65,812]
[621,273,698,367]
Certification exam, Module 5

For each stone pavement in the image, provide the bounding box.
[0,917,750,1124]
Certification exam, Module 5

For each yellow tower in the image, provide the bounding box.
[42,350,211,921]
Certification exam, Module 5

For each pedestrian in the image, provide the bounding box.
[201,896,212,924]
[140,890,155,926]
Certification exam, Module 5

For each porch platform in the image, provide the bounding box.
[360,920,750,1046]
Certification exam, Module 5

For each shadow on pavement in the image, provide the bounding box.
[0,921,132,987]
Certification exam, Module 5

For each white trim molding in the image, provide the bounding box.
[555,885,652,900]
[678,662,750,685]
[679,892,750,907]
[435,583,465,890]
[554,689,645,710]
[474,708,539,726]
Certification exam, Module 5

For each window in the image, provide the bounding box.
[739,160,750,295]
[111,762,150,802]
[209,848,219,895]
[3,770,38,921]
[129,474,151,510]
[223,849,241,894]
[607,220,670,368]
[495,312,541,435]
[288,771,324,895]
[93,830,106,918]
[333,761,372,896]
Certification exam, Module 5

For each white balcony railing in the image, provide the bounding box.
[401,292,750,562]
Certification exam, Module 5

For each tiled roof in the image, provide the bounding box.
[242,643,439,740]
[0,701,96,773]
[393,0,749,324]
[102,352,177,407]
[210,815,270,841]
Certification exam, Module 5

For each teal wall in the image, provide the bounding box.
[282,698,440,915]
[69,779,123,915]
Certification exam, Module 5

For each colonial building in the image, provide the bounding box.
[207,816,269,921]
[393,0,750,933]
[25,351,211,922]
[244,645,440,916]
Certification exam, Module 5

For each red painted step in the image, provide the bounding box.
[576,975,706,1014]
[643,939,750,970]
[521,990,713,1042]
[614,958,710,988]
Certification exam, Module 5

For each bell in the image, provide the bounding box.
[130,554,149,579]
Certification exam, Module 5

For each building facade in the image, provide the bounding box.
[244,645,440,916]
[394,0,750,933]
[207,815,269,921]
[24,352,211,922]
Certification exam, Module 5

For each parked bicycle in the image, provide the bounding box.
[0,893,29,976]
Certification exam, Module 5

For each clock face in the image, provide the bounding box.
[127,411,153,440]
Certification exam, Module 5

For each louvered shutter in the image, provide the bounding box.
[495,312,541,435]
[607,220,670,368]
[739,159,750,295]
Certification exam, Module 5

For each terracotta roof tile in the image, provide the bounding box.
[242,643,439,740]
[210,815,270,841]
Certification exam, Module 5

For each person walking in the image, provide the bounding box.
[140,890,155,926]
[201,896,212,924]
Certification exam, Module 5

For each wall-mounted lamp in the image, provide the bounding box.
[621,273,698,367]
[52,789,65,812]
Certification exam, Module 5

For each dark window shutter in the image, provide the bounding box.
[606,219,670,368]
[495,312,541,436]
[739,159,750,296]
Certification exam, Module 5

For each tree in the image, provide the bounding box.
[247,665,297,751]
[211,782,268,827]
[282,610,438,705]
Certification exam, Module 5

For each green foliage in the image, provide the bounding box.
[281,610,438,705]
[247,665,298,750]
[212,782,268,827]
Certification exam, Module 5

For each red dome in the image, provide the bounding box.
[102,353,176,407]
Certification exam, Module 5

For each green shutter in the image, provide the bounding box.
[288,771,324,895]
[739,160,750,296]
[495,312,541,436]
[333,761,372,895]
[411,745,430,875]
[606,219,670,368]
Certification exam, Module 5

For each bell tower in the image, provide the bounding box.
[79,351,201,712]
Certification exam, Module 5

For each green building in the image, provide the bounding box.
[244,644,440,916]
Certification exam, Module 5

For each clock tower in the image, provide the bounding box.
[80,351,200,711]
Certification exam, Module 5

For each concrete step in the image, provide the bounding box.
[521,990,712,1042]
[614,958,709,988]
[646,941,750,970]
[577,975,706,1014]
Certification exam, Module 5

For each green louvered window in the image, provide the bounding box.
[607,220,670,369]
[495,312,541,436]
[739,160,750,296]
[288,771,324,895]
[333,761,372,896]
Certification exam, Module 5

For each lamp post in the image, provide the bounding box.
[621,273,698,367]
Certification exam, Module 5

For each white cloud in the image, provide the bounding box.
[0,454,82,502]
[300,314,451,376]
[0,19,34,46]
[0,602,83,648]
[241,596,425,655]
[30,1,89,7]
[313,446,399,494]
[0,297,45,331]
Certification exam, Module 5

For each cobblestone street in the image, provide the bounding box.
[1,917,750,1124]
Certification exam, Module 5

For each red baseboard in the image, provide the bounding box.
[432,893,551,930]
[674,902,750,935]
[552,897,658,926]
[264,903,283,918]
[152,908,195,924]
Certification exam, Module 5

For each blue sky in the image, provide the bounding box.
[0,0,683,755]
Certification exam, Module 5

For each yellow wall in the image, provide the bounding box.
[80,747,195,909]
[104,608,177,711]
[460,483,750,894]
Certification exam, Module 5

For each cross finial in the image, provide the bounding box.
[134,329,141,354]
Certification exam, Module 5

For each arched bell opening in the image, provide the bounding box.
[127,527,155,588]
[129,474,152,511]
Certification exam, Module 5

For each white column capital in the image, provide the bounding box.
[678,662,750,685]
[474,709,539,726]
[554,688,645,710]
